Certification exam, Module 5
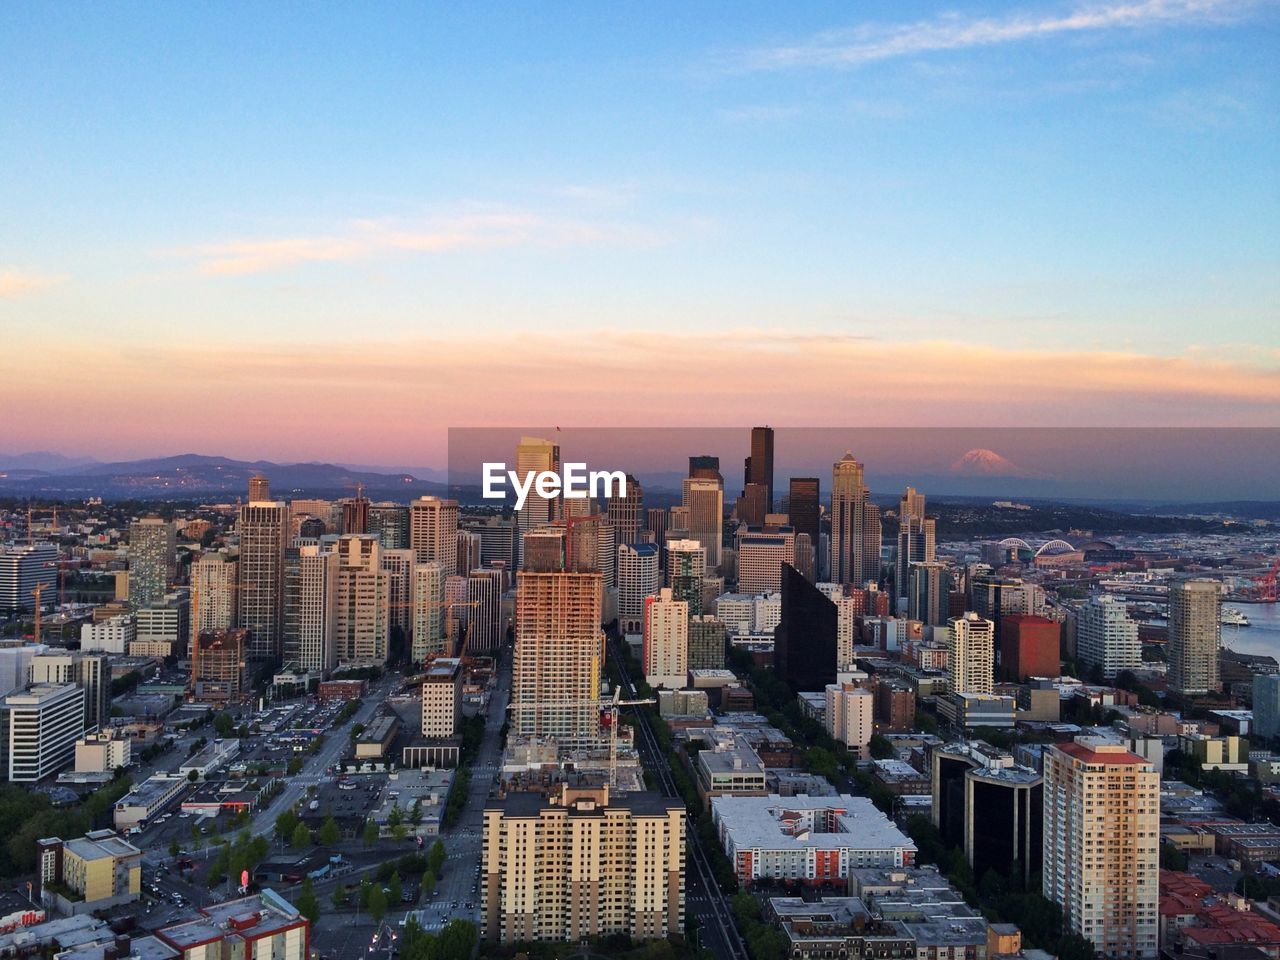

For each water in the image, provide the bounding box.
[1222,603,1280,661]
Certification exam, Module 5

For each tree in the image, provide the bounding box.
[214,712,235,738]
[368,883,388,924]
[291,822,311,848]
[436,919,477,959]
[363,819,379,846]
[275,810,298,840]
[187,769,199,782]
[428,839,445,876]
[296,877,320,924]
[358,878,373,908]
[169,838,181,858]
[388,870,403,904]
[318,815,340,847]
[286,757,302,776]
[409,798,422,825]
[422,868,436,894]
[331,883,347,908]
[868,734,894,760]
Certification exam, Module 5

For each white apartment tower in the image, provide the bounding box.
[644,587,688,689]
[947,612,995,695]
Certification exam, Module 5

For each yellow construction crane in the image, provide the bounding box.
[30,582,47,645]
[506,687,656,787]
[26,505,59,545]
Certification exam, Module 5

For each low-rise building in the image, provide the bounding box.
[354,714,401,760]
[1177,733,1249,772]
[153,889,309,960]
[74,731,131,773]
[768,897,915,960]
[178,737,241,780]
[113,774,187,830]
[937,692,1016,731]
[695,735,768,805]
[37,830,142,915]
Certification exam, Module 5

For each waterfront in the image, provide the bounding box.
[1224,602,1280,660]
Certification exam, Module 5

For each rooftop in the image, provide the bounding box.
[712,794,917,855]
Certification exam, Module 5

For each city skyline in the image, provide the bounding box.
[2,1,1278,459]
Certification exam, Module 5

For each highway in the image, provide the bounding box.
[608,643,747,960]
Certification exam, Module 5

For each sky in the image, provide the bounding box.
[1,1,1278,465]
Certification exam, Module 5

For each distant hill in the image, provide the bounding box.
[0,453,445,499]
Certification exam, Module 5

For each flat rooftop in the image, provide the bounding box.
[712,794,917,854]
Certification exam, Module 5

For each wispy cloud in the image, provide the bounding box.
[0,268,67,299]
[164,207,672,276]
[733,0,1250,71]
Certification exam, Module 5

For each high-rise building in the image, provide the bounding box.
[688,455,721,483]
[522,525,566,573]
[247,474,270,502]
[409,496,459,576]
[4,682,85,781]
[465,515,517,570]
[0,543,58,615]
[793,532,816,582]
[595,520,616,588]
[192,629,250,702]
[948,613,995,695]
[381,547,415,642]
[1000,615,1060,681]
[341,492,370,535]
[285,543,337,672]
[665,539,707,612]
[910,561,951,626]
[1043,738,1159,959]
[1168,579,1221,695]
[368,502,410,549]
[644,588,688,689]
[482,783,684,943]
[457,531,483,580]
[333,535,390,664]
[411,562,446,662]
[0,643,49,698]
[192,551,238,645]
[735,484,769,528]
[645,508,670,546]
[237,499,288,662]
[617,543,660,636]
[422,657,462,738]
[788,478,820,552]
[824,682,873,758]
[465,569,503,654]
[515,436,561,536]
[127,517,174,608]
[1254,674,1280,741]
[688,615,727,670]
[830,454,880,587]
[734,526,796,594]
[746,426,775,508]
[29,652,109,734]
[894,489,935,614]
[1076,595,1141,679]
[775,564,838,691]
[681,477,723,570]
[512,571,603,741]
[607,474,644,546]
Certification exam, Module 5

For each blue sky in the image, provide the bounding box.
[1,2,1277,461]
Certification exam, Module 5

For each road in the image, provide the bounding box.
[609,643,747,960]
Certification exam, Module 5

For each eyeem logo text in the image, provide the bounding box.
[482,463,626,510]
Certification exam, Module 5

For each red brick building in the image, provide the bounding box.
[999,615,1060,681]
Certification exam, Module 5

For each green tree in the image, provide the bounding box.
[169,838,181,858]
[187,769,199,782]
[358,878,373,908]
[296,876,320,924]
[367,884,388,924]
[291,822,311,848]
[331,883,347,908]
[275,810,298,840]
[422,868,436,894]
[287,756,302,775]
[388,870,403,904]
[363,819,379,846]
[435,919,477,959]
[868,734,894,760]
[388,803,403,828]
[213,712,235,737]
[428,838,445,875]
[318,815,340,847]
[409,798,422,825]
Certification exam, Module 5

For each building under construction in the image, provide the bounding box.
[192,629,249,702]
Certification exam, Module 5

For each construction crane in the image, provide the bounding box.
[26,506,59,545]
[1252,557,1280,603]
[30,582,47,645]
[506,687,656,787]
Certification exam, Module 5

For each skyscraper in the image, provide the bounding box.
[665,539,706,613]
[127,517,174,609]
[644,587,688,689]
[465,568,504,654]
[0,543,57,615]
[787,478,820,553]
[894,488,935,614]
[411,562,446,662]
[688,615,727,670]
[1168,579,1221,695]
[515,436,561,535]
[734,527,795,594]
[999,615,1060,681]
[909,561,951,626]
[745,425,775,513]
[617,543,660,637]
[688,455,721,484]
[288,543,337,672]
[30,652,109,734]
[409,495,459,576]
[340,491,370,535]
[830,454,880,587]
[333,535,390,664]
[192,551,238,643]
[947,612,995,695]
[247,474,270,502]
[512,571,604,741]
[237,498,288,662]
[1043,739,1159,959]
[607,474,644,546]
[774,563,837,691]
[1076,595,1141,679]
[368,502,410,549]
[681,477,723,570]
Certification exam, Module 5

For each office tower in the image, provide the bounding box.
[333,535,389,664]
[30,652,109,734]
[412,562,446,662]
[368,502,410,549]
[948,613,995,695]
[465,569,503,654]
[735,484,768,528]
[522,525,566,573]
[644,588,688,689]
[80,615,136,654]
[515,436,561,535]
[824,682,873,758]
[286,544,336,672]
[0,642,48,698]
[606,474,644,546]
[192,629,250,701]
[775,564,838,691]
[894,488,935,614]
[296,516,326,540]
[247,474,270,502]
[381,547,415,641]
[745,426,774,512]
[457,531,483,581]
[734,527,796,594]
[465,516,517,570]
[788,478,820,548]
[971,576,1048,654]
[668,506,690,537]
[793,533,815,582]
[289,498,336,532]
[931,742,1043,887]
[237,499,289,662]
[340,489,370,535]
[3,683,84,781]
[645,508,669,546]
[1254,674,1280,740]
[482,783,685,943]
[134,590,190,658]
[595,521,616,588]
[688,615,727,670]
[1000,615,1060,681]
[409,496,459,576]
[0,543,58,614]
[665,539,706,612]
[192,551,238,646]
[564,513,602,575]
[422,657,462,738]
[617,543,660,636]
[688,455,721,483]
[127,517,174,608]
[444,575,469,654]
[512,571,603,741]
[1043,739,1159,959]
[1168,579,1221,695]
[681,477,723,570]
[830,454,879,587]
[910,561,951,626]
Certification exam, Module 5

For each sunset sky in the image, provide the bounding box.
[2,1,1278,465]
